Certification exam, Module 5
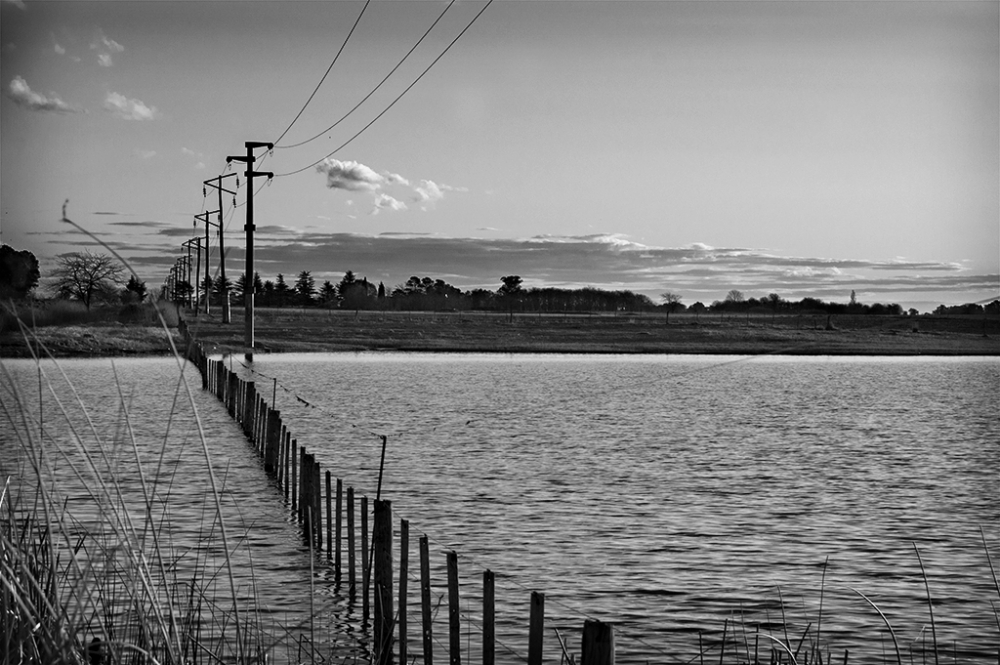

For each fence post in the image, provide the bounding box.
[313,461,322,551]
[447,550,461,665]
[420,535,433,665]
[336,478,343,580]
[283,432,291,500]
[264,410,280,474]
[528,591,544,665]
[362,495,370,624]
[483,570,495,665]
[581,620,614,665]
[290,439,298,512]
[374,500,394,665]
[347,487,357,595]
[326,471,333,559]
[399,519,409,665]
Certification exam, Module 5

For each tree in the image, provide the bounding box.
[661,291,682,324]
[213,275,232,303]
[274,273,290,307]
[319,280,337,306]
[295,270,315,306]
[498,275,523,322]
[172,280,194,305]
[50,251,125,310]
[124,275,147,302]
[0,245,40,300]
[725,289,745,304]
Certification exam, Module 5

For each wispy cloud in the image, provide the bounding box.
[91,29,123,66]
[6,76,77,113]
[2,0,26,10]
[104,91,157,120]
[135,148,156,160]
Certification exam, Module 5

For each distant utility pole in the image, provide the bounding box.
[204,174,238,324]
[195,212,212,315]
[226,141,273,362]
[182,237,203,314]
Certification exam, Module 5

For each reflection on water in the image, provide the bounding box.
[3,354,998,664]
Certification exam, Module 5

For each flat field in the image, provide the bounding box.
[4,308,998,357]
[186,308,1000,356]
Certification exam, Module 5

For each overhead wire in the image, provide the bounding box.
[275,0,495,179]
[275,0,458,151]
[271,0,373,147]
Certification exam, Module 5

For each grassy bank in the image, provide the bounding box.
[3,302,998,357]
[189,308,1000,356]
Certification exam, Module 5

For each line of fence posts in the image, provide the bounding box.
[185,343,619,665]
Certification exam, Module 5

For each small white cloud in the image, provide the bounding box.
[54,43,66,55]
[413,179,444,204]
[91,30,124,66]
[2,0,26,10]
[7,76,77,113]
[135,148,156,160]
[181,147,197,156]
[194,162,206,170]
[98,53,113,67]
[104,91,157,120]
[372,193,407,215]
[316,158,386,192]
[383,171,410,187]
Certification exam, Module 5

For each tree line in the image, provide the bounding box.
[2,245,997,319]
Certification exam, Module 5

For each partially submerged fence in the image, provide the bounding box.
[186,342,619,665]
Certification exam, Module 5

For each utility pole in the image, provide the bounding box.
[204,174,238,323]
[182,243,194,309]
[226,142,273,362]
[182,237,203,315]
[195,212,212,315]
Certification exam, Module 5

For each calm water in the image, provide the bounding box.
[3,353,998,664]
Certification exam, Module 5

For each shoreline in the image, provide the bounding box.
[3,309,998,358]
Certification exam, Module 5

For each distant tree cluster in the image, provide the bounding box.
[933,301,1000,316]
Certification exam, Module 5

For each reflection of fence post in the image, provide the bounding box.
[420,535,433,665]
[528,592,544,665]
[399,519,410,665]
[447,550,461,665]
[581,620,615,665]
[483,571,495,665]
[374,500,394,665]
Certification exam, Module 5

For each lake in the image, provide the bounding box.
[2,353,998,664]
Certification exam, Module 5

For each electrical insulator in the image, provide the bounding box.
[203,186,206,198]
[236,177,240,189]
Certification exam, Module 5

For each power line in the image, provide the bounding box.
[271,0,373,147]
[275,0,494,179]
[276,0,458,151]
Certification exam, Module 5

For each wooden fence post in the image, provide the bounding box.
[528,591,544,665]
[326,471,333,559]
[581,620,614,665]
[290,439,298,512]
[264,410,280,474]
[347,487,357,595]
[362,495,370,623]
[399,519,409,665]
[483,571,495,665]
[374,500,394,665]
[313,461,322,551]
[283,432,291,500]
[336,478,343,580]
[447,550,461,665]
[420,535,433,665]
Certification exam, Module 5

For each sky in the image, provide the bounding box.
[1,0,997,312]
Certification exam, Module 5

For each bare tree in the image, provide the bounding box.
[725,289,745,304]
[661,291,682,324]
[51,251,126,310]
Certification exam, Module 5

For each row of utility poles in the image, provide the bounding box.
[166,142,272,362]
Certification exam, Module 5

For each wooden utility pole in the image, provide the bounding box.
[204,174,238,323]
[182,237,203,314]
[226,141,273,362]
[195,212,212,314]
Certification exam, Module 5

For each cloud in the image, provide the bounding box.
[413,180,444,204]
[135,149,156,160]
[54,43,65,55]
[2,0,26,10]
[7,76,77,113]
[104,91,157,120]
[316,159,386,191]
[373,193,407,215]
[91,30,124,66]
